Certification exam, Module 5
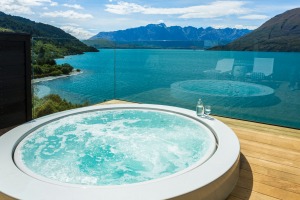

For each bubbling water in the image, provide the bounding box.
[15,109,216,186]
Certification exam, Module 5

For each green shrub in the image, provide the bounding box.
[49,70,63,76]
[34,100,58,117]
[33,65,44,75]
[61,65,73,74]
[32,63,76,78]
[33,94,89,118]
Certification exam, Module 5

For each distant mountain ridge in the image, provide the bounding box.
[89,23,251,49]
[212,8,300,52]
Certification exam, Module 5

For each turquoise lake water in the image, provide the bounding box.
[34,49,300,105]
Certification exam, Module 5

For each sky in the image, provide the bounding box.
[0,0,300,39]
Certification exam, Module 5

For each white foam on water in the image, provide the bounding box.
[17,109,216,186]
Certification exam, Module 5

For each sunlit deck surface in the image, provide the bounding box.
[1,100,300,200]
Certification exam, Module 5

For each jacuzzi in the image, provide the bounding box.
[171,80,275,106]
[0,104,240,200]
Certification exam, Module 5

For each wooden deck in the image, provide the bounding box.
[218,116,300,200]
[1,100,300,200]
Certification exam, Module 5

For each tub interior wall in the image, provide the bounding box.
[14,107,218,187]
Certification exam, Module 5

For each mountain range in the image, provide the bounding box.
[212,8,300,52]
[2,7,299,52]
[88,23,251,49]
[91,23,250,42]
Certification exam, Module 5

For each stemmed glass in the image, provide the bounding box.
[204,105,213,120]
[204,105,211,115]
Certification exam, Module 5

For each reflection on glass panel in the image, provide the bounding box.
[114,43,300,129]
[30,36,300,129]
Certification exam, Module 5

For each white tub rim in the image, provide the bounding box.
[0,104,240,200]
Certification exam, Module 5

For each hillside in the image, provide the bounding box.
[0,11,99,79]
[0,11,98,56]
[88,23,251,49]
[212,8,300,52]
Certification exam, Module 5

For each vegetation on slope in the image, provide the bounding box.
[32,63,79,78]
[0,11,96,116]
[31,40,81,78]
[0,11,98,54]
[0,11,98,78]
[33,94,89,118]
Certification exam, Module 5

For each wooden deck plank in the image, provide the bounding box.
[241,148,300,169]
[237,176,300,200]
[239,139,300,162]
[226,122,300,139]
[226,195,244,200]
[228,186,279,200]
[240,161,300,185]
[215,116,300,138]
[243,156,300,176]
[0,193,14,200]
[240,169,300,194]
[230,127,300,152]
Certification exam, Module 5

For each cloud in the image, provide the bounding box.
[0,2,34,14]
[234,25,258,30]
[157,19,164,24]
[63,4,84,10]
[105,1,144,14]
[105,1,251,18]
[19,0,53,6]
[60,26,95,39]
[179,1,251,19]
[50,2,58,6]
[42,10,93,19]
[0,0,58,14]
[212,24,258,30]
[239,14,269,20]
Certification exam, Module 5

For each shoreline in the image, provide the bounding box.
[32,70,83,84]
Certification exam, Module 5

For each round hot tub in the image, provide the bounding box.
[171,80,275,106]
[0,104,240,200]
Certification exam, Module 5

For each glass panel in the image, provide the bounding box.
[114,41,300,129]
[31,37,115,118]
[30,37,300,129]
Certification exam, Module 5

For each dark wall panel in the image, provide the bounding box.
[0,33,32,129]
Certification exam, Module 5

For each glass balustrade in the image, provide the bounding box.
[31,38,300,129]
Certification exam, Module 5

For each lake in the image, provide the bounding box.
[34,49,299,103]
[33,49,300,128]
